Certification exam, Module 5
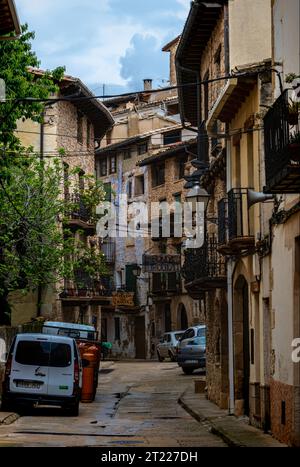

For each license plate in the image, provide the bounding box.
[16,381,42,389]
[185,360,198,365]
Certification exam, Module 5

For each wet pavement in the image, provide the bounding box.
[0,361,227,447]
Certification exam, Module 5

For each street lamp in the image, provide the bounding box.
[132,265,142,277]
[186,180,210,213]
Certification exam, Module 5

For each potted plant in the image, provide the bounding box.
[289,131,300,160]
[288,99,300,126]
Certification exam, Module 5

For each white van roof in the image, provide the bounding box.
[44,322,95,332]
[16,333,75,344]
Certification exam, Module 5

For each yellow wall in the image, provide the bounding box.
[229,0,272,69]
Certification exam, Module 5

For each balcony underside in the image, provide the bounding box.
[185,276,227,299]
[60,295,112,306]
[218,236,255,256]
[64,218,96,234]
[264,163,300,194]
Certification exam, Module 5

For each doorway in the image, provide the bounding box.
[179,304,188,330]
[234,275,250,416]
[135,316,146,359]
[165,304,172,332]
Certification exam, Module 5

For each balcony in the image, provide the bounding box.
[60,274,114,304]
[151,272,181,297]
[65,194,96,233]
[218,189,255,255]
[182,234,226,299]
[264,89,300,193]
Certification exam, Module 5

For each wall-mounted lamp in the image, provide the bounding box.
[248,189,274,208]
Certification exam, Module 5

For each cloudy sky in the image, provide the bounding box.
[16,0,190,95]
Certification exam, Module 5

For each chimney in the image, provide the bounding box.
[143,79,153,91]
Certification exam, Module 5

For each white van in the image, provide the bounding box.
[1,333,83,416]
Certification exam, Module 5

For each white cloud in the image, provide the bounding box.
[15,0,188,91]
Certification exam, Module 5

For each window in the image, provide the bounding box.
[152,163,165,187]
[127,180,133,199]
[104,183,112,202]
[123,149,131,160]
[87,120,91,147]
[214,45,222,78]
[15,341,72,368]
[135,175,145,196]
[77,112,84,144]
[177,156,188,180]
[125,264,137,292]
[106,130,112,145]
[78,170,85,191]
[100,158,107,177]
[163,130,181,146]
[137,142,148,155]
[109,155,117,174]
[114,318,121,341]
[63,163,69,200]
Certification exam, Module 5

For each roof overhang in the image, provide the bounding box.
[0,0,21,37]
[138,140,197,167]
[59,78,114,140]
[176,1,225,127]
[206,76,257,133]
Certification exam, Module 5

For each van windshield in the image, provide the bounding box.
[15,341,72,368]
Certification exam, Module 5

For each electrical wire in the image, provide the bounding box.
[0,68,274,104]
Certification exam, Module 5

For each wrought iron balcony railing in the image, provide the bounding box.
[217,189,255,255]
[66,194,94,227]
[61,274,114,299]
[264,89,300,193]
[151,272,181,295]
[182,234,226,298]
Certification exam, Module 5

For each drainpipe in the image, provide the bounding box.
[37,111,45,317]
[227,134,235,415]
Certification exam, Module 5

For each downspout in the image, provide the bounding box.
[224,0,235,416]
[37,112,45,318]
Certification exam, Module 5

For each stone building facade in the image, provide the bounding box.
[11,73,114,335]
[176,0,300,446]
[176,0,229,409]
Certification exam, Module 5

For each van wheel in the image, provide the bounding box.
[1,398,13,413]
[182,368,194,375]
[65,402,79,417]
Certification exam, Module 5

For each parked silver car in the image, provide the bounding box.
[157,331,185,362]
[177,325,206,374]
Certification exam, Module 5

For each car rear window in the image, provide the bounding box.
[197,328,206,337]
[15,341,72,368]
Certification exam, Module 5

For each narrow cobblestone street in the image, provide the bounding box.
[0,362,227,447]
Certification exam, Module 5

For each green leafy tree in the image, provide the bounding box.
[0,155,107,324]
[0,24,65,151]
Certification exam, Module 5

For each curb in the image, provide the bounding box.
[0,412,20,426]
[178,390,243,448]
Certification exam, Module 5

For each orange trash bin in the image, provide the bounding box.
[81,352,95,403]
